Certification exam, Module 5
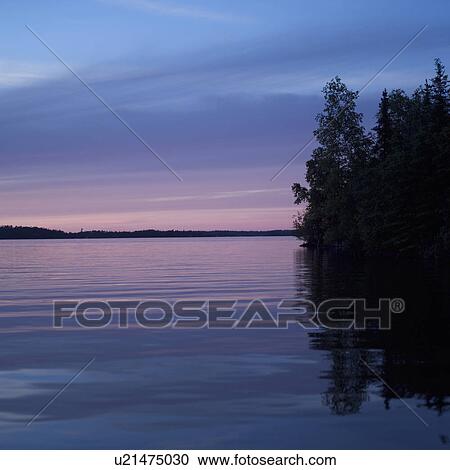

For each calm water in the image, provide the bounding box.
[0,237,449,449]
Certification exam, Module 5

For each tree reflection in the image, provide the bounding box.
[296,248,450,415]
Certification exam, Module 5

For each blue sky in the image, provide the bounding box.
[1,0,449,230]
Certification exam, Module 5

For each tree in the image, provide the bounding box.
[373,89,392,160]
[293,60,450,257]
[293,77,371,249]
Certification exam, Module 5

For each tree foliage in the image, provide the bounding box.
[293,60,450,256]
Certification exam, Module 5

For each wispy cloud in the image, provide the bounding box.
[134,188,289,204]
[99,0,245,22]
[0,60,60,88]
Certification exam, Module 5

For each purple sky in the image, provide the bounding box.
[1,0,449,230]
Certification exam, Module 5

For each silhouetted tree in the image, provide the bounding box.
[293,60,450,257]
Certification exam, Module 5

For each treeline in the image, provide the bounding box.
[0,225,294,240]
[293,59,450,256]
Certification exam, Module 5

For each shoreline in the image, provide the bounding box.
[0,226,296,240]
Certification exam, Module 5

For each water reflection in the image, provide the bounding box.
[300,249,450,417]
[0,238,448,448]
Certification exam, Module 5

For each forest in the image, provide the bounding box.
[0,226,294,239]
[293,59,450,256]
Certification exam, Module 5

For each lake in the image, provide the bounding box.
[0,237,449,449]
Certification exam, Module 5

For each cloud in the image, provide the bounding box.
[0,21,447,177]
[99,0,245,22]
[0,60,60,88]
[134,188,289,204]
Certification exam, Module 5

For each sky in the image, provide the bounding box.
[1,0,449,231]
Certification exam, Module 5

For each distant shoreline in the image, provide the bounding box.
[0,226,295,240]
